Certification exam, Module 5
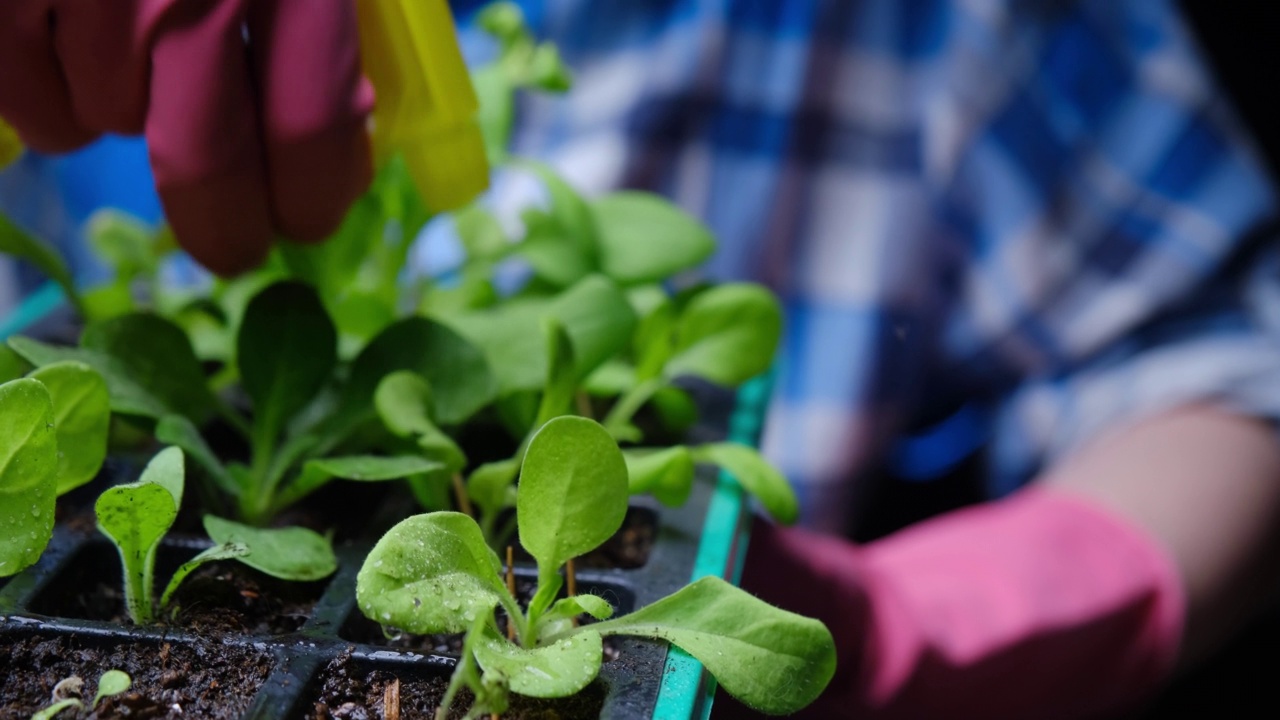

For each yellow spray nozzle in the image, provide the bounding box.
[356,0,490,212]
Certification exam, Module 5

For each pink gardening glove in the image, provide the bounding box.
[723,487,1184,719]
[0,0,373,275]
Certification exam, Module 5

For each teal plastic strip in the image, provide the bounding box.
[652,370,774,720]
[0,282,64,340]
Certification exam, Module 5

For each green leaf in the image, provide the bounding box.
[0,378,57,578]
[7,336,167,419]
[472,624,603,698]
[0,213,83,316]
[472,65,515,163]
[518,210,593,289]
[453,203,509,262]
[93,669,132,708]
[27,362,110,495]
[623,446,695,507]
[95,447,184,623]
[533,317,576,428]
[158,542,250,609]
[277,454,446,511]
[81,313,218,421]
[374,371,466,472]
[238,282,337,444]
[30,698,82,720]
[590,192,715,285]
[154,414,239,497]
[81,281,136,322]
[528,44,573,92]
[87,210,156,279]
[356,512,510,634]
[519,160,598,253]
[544,594,615,625]
[343,317,497,427]
[633,294,677,381]
[517,417,629,572]
[692,443,798,524]
[202,515,337,581]
[593,577,836,715]
[665,283,782,386]
[466,459,519,520]
[444,275,636,394]
[0,344,29,383]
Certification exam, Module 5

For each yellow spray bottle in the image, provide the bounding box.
[355,0,491,212]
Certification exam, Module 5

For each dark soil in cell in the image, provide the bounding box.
[0,633,274,720]
[308,648,608,720]
[30,541,326,637]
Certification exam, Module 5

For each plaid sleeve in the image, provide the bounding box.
[932,0,1280,496]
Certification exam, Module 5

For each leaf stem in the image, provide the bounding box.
[453,472,474,517]
[602,378,665,437]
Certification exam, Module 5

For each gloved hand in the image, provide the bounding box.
[725,487,1184,719]
[0,0,373,275]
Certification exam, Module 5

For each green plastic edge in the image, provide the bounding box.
[651,369,774,720]
[0,282,63,340]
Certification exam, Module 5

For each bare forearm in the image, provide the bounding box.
[1043,403,1280,668]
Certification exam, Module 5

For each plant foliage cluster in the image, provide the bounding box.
[0,4,834,716]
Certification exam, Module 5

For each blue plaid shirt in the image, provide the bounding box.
[456,0,1280,533]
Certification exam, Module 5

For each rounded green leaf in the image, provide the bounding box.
[28,362,110,495]
[93,669,132,707]
[593,577,836,715]
[95,448,185,585]
[665,284,782,386]
[345,317,497,426]
[81,313,217,422]
[202,515,336,581]
[517,417,629,571]
[692,443,798,524]
[237,281,337,440]
[591,192,715,285]
[624,446,695,507]
[473,624,603,698]
[374,372,467,472]
[356,512,508,634]
[0,378,57,577]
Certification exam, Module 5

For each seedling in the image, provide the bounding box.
[357,417,835,717]
[8,279,496,526]
[29,669,131,720]
[95,446,336,624]
[1,363,110,577]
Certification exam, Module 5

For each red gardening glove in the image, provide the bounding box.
[722,487,1184,719]
[0,0,374,275]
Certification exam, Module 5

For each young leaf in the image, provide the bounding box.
[632,294,677,381]
[95,447,185,623]
[518,209,593,288]
[92,669,132,707]
[276,454,446,511]
[665,283,782,386]
[0,343,29,383]
[590,192,715,285]
[158,542,250,609]
[374,371,467,472]
[539,594,615,630]
[472,624,603,698]
[30,698,82,720]
[533,317,576,428]
[154,414,240,497]
[692,443,798,524]
[202,515,337,581]
[237,281,338,444]
[8,336,168,418]
[623,446,695,507]
[0,213,84,316]
[466,459,519,520]
[357,512,511,634]
[87,210,157,279]
[517,417,629,573]
[593,576,836,716]
[81,313,218,422]
[0,378,57,578]
[27,362,110,495]
[445,275,636,394]
[343,317,497,427]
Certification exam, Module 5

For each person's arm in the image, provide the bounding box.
[1045,402,1280,670]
